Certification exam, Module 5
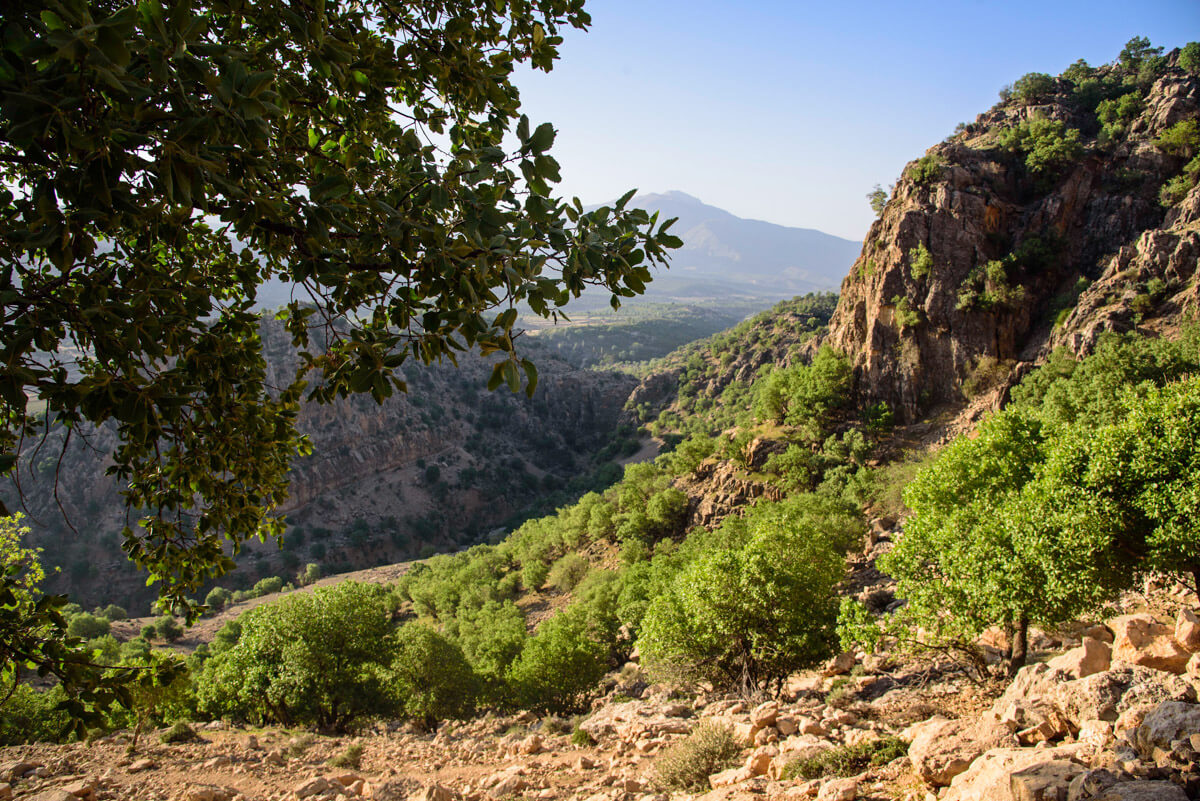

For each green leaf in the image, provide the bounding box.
[529,122,555,154]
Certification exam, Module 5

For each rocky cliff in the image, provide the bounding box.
[827,52,1199,422]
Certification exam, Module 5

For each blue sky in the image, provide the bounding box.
[514,0,1199,241]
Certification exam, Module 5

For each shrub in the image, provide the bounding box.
[1096,92,1142,141]
[908,243,933,279]
[392,624,479,726]
[97,604,128,621]
[197,582,399,730]
[327,743,364,770]
[905,153,945,185]
[521,558,550,591]
[548,553,590,593]
[638,496,846,693]
[251,576,285,597]
[155,616,184,642]
[867,184,888,216]
[998,117,1083,177]
[571,726,595,747]
[780,737,908,780]
[1155,119,1200,159]
[654,722,741,792]
[204,586,233,614]
[1181,42,1200,75]
[506,606,609,713]
[159,721,198,744]
[1010,72,1055,104]
[66,612,111,640]
[0,684,73,745]
[891,296,922,329]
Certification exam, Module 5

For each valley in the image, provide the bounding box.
[3,16,1200,801]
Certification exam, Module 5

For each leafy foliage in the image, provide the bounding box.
[197,582,397,730]
[0,0,680,621]
[905,154,946,186]
[998,117,1084,178]
[1010,72,1056,105]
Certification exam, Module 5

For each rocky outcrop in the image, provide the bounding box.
[826,58,1200,422]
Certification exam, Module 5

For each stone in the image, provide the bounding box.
[25,792,76,801]
[0,762,40,782]
[708,767,753,788]
[411,784,456,801]
[1175,608,1200,652]
[202,756,231,770]
[751,701,779,728]
[906,716,1017,787]
[127,759,157,773]
[1047,638,1112,680]
[295,777,338,799]
[661,703,691,718]
[796,717,827,737]
[1084,781,1188,800]
[518,733,543,755]
[1009,760,1087,801]
[576,756,596,770]
[823,653,855,677]
[264,749,286,766]
[1109,614,1190,674]
[1189,653,1200,678]
[1133,700,1200,761]
[60,779,97,799]
[776,716,798,736]
[944,746,1086,801]
[815,778,857,801]
[746,746,777,776]
[488,775,527,799]
[0,783,10,801]
[176,786,236,801]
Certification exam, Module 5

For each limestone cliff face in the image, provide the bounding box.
[826,56,1199,422]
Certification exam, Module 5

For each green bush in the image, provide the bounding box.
[521,558,550,591]
[0,684,74,745]
[908,243,933,280]
[1096,92,1142,141]
[252,576,285,597]
[998,117,1083,178]
[97,604,128,621]
[66,612,111,640]
[1181,42,1200,75]
[159,721,198,744]
[392,624,479,726]
[204,586,233,614]
[653,721,741,792]
[547,553,591,593]
[506,606,609,713]
[1010,72,1055,104]
[155,616,184,642]
[781,737,908,780]
[197,582,399,730]
[327,743,364,769]
[638,495,847,693]
[905,153,945,185]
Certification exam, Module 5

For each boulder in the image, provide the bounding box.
[1009,761,1087,801]
[25,792,76,801]
[1109,614,1190,673]
[176,786,236,801]
[823,653,855,677]
[127,759,157,773]
[745,745,777,776]
[1070,778,1189,801]
[518,733,543,755]
[750,701,779,728]
[1133,700,1200,761]
[294,777,337,799]
[815,778,857,801]
[1189,652,1200,678]
[487,774,527,799]
[944,746,1087,801]
[1175,608,1200,652]
[59,780,96,800]
[708,767,753,788]
[0,762,40,782]
[0,783,10,801]
[1047,638,1112,679]
[906,716,1017,787]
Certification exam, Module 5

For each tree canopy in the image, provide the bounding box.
[0,0,680,614]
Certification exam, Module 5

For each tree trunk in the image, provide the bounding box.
[1008,616,1030,677]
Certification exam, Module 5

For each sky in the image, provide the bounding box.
[512,0,1199,242]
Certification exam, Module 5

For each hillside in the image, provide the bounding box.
[5,38,1200,801]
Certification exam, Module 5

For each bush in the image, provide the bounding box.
[1010,72,1055,104]
[197,582,399,730]
[392,624,479,726]
[251,576,285,597]
[905,153,945,185]
[155,616,184,642]
[66,612,111,640]
[998,117,1083,177]
[639,495,847,693]
[159,721,198,744]
[781,737,908,780]
[908,243,933,280]
[1181,42,1200,75]
[204,586,233,614]
[327,743,365,770]
[506,606,609,713]
[0,684,73,745]
[548,553,590,593]
[653,722,741,792]
[97,604,128,621]
[521,558,550,592]
[1096,92,1142,141]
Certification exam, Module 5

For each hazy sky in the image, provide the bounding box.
[513,0,1199,242]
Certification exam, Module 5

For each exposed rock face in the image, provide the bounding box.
[826,60,1200,422]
